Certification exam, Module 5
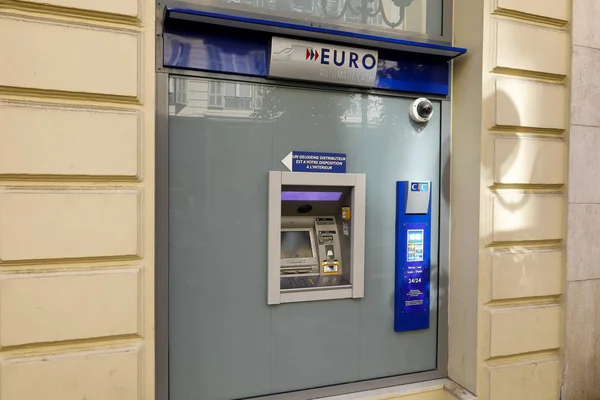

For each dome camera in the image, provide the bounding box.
[409,98,434,123]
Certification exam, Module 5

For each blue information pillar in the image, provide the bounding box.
[394,181,432,332]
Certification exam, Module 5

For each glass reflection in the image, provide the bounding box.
[169,77,419,128]
[187,0,442,36]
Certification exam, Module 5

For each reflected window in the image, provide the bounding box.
[209,81,223,108]
[209,81,263,111]
[175,78,188,106]
[333,0,384,26]
[200,0,441,36]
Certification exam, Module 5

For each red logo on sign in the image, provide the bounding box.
[305,48,320,61]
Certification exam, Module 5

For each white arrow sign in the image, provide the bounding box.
[281,151,293,171]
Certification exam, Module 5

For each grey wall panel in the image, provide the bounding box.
[167,77,443,400]
[271,300,360,393]
[357,98,440,378]
[169,115,274,400]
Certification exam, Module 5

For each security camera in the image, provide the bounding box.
[409,98,434,123]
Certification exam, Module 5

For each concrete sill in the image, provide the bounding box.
[317,379,476,400]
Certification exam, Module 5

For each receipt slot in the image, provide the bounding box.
[268,171,366,305]
[394,181,432,332]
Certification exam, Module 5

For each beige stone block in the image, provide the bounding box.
[0,102,140,176]
[492,193,563,242]
[391,391,444,400]
[0,189,140,261]
[569,125,600,204]
[567,204,600,281]
[19,0,139,17]
[488,358,561,400]
[0,346,140,400]
[572,0,600,48]
[0,268,140,347]
[493,137,565,185]
[489,305,560,357]
[491,250,562,300]
[443,383,477,400]
[494,79,567,130]
[370,389,444,400]
[571,46,600,126]
[495,0,570,21]
[0,16,139,97]
[493,20,569,76]
[563,279,600,400]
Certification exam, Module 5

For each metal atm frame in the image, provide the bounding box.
[267,171,366,305]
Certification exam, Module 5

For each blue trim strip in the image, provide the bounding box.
[166,7,467,58]
[163,30,450,95]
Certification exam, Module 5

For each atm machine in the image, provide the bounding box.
[267,171,366,305]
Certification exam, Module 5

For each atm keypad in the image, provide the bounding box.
[280,276,318,289]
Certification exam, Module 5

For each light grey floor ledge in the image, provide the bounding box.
[315,379,477,400]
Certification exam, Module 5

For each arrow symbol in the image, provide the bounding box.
[281,151,293,171]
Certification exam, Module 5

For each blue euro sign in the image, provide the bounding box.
[422,183,429,191]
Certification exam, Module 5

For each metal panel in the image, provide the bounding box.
[442,0,453,39]
[156,2,166,73]
[437,99,451,376]
[155,72,170,400]
[268,171,282,305]
[161,28,452,95]
[351,173,366,299]
[280,287,354,303]
[269,37,378,88]
[281,172,357,187]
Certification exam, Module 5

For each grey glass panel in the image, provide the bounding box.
[268,86,363,172]
[182,0,444,37]
[358,96,439,378]
[271,301,360,393]
[169,107,274,400]
[168,76,442,400]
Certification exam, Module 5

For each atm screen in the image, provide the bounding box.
[281,231,313,259]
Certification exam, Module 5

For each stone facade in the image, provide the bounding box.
[0,0,155,399]
[452,0,570,399]
[564,0,600,398]
[1,0,596,399]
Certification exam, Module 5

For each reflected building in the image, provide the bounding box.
[195,0,431,34]
[169,77,391,125]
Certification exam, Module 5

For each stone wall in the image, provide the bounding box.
[452,1,570,399]
[0,1,155,398]
[564,0,600,398]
